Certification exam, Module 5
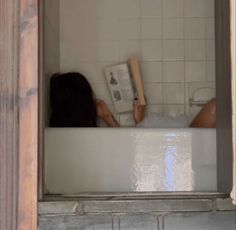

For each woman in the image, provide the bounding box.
[50,72,145,127]
[50,72,215,128]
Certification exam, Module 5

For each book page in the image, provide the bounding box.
[105,64,134,113]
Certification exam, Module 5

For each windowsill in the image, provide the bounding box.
[38,193,235,215]
[43,192,228,201]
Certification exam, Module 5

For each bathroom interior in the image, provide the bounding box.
[42,0,231,195]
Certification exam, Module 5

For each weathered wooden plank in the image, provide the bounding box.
[17,0,38,229]
[0,0,19,229]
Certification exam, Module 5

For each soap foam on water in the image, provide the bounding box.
[137,113,189,128]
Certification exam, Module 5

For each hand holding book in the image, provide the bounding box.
[133,98,146,124]
[96,98,146,127]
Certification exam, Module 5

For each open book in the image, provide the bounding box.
[104,57,146,113]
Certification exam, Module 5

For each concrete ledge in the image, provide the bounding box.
[164,212,236,230]
[39,215,113,230]
[82,199,212,213]
[39,202,78,215]
[38,212,236,230]
[216,198,236,211]
[39,199,213,215]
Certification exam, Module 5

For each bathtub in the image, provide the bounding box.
[45,128,217,194]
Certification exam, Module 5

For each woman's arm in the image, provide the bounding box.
[96,99,119,127]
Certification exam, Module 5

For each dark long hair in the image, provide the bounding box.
[50,72,97,127]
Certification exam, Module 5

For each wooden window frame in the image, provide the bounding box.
[0,0,38,229]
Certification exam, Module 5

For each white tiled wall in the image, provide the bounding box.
[57,0,215,126]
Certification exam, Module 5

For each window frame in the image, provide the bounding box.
[38,0,233,200]
[1,0,235,229]
[40,0,234,200]
[230,0,236,202]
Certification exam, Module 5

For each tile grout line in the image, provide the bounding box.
[183,0,187,117]
[161,0,164,116]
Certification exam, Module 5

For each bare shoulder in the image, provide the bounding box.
[190,98,216,128]
[206,98,216,107]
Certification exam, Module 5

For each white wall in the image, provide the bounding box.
[59,0,216,125]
